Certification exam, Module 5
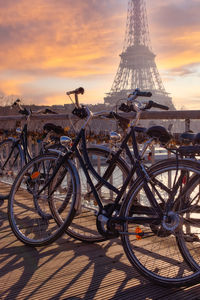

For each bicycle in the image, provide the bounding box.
[66,125,172,243]
[0,99,64,202]
[64,88,174,243]
[8,88,200,286]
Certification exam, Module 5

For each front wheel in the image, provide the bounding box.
[8,153,78,247]
[120,159,200,287]
[58,146,130,242]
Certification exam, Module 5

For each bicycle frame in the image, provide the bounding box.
[18,123,32,163]
[75,126,163,217]
[38,123,163,226]
[5,99,55,170]
[3,123,31,169]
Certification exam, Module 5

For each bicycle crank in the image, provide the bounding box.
[96,205,120,239]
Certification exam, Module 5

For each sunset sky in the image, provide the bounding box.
[0,0,200,109]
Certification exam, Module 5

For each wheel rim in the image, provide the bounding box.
[121,160,200,284]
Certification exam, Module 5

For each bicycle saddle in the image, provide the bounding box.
[146,126,172,144]
[43,123,65,135]
[194,133,200,144]
[180,132,196,143]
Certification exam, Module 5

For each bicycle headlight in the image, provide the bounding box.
[109,131,121,142]
[60,136,72,147]
[16,127,22,134]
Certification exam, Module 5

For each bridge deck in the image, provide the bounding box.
[0,182,200,300]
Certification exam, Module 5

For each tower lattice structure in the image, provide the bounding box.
[104,0,175,109]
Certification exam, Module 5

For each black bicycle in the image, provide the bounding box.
[0,99,64,202]
[8,88,200,287]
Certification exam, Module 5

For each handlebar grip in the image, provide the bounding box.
[150,101,169,110]
[66,87,84,95]
[136,91,152,97]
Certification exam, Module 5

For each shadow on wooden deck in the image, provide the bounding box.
[0,193,200,299]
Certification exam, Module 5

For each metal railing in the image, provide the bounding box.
[0,110,200,132]
[0,110,199,199]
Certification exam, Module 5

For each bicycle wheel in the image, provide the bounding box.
[174,164,200,272]
[61,146,129,242]
[8,153,78,247]
[0,138,23,199]
[120,159,200,287]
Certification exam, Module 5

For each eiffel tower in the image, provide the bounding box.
[104,0,175,110]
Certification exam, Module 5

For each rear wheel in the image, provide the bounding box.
[120,159,200,287]
[8,153,78,247]
[175,171,200,272]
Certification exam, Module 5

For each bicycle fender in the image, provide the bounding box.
[6,137,17,142]
[67,159,82,212]
[47,148,66,155]
[87,144,111,152]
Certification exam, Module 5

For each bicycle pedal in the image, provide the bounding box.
[184,234,199,242]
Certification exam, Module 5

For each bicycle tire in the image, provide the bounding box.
[0,138,23,200]
[8,153,78,247]
[55,146,130,242]
[173,164,200,273]
[34,143,68,219]
[120,159,200,287]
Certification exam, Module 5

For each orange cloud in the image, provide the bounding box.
[0,0,126,104]
[0,0,200,107]
[0,0,124,77]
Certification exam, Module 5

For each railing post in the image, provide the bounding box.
[185,118,190,132]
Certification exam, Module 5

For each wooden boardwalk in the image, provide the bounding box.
[1,183,200,300]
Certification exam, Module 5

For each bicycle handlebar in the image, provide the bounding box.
[12,100,30,116]
[119,100,169,113]
[127,88,152,102]
[66,87,84,96]
[134,90,152,97]
[144,100,169,111]
[11,99,57,117]
[67,87,169,129]
[66,87,84,109]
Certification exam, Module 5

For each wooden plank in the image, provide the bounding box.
[0,184,200,299]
